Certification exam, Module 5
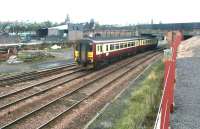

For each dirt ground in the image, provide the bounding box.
[0,47,74,75]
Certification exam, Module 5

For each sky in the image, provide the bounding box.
[0,0,199,25]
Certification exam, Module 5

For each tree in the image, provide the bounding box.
[0,22,10,32]
[89,18,95,30]
[42,21,53,28]
[65,14,70,24]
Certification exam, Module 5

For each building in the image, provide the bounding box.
[37,24,84,42]
[68,23,83,41]
[137,22,200,30]
[48,25,68,37]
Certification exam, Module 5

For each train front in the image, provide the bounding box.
[74,39,94,68]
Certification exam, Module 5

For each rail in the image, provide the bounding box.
[154,31,183,129]
[0,63,76,86]
[0,50,161,129]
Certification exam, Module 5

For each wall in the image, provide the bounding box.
[68,31,83,41]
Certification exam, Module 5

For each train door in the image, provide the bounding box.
[97,44,103,54]
[80,43,88,65]
[96,44,103,62]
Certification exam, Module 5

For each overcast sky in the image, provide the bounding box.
[0,0,199,25]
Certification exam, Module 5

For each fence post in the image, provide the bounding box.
[154,31,183,129]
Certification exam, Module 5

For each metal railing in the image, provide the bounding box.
[154,31,183,129]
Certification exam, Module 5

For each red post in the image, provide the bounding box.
[159,31,183,129]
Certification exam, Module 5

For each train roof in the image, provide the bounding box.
[81,37,155,44]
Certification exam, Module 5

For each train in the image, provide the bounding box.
[74,37,158,68]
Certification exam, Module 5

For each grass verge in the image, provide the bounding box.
[113,60,164,129]
[87,59,164,129]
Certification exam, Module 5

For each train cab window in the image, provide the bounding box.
[110,44,114,50]
[106,45,108,51]
[89,45,93,51]
[75,44,79,50]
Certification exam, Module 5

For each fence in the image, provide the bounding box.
[154,31,183,129]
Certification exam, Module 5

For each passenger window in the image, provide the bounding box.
[110,44,114,50]
[132,42,135,46]
[124,43,127,48]
[106,45,108,51]
[120,43,123,48]
[115,44,119,49]
[100,46,102,52]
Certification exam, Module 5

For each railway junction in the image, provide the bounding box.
[0,49,163,129]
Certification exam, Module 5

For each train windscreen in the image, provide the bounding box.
[89,45,93,52]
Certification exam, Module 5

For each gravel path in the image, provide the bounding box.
[171,37,200,129]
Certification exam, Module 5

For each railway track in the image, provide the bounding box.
[0,50,162,129]
[0,68,89,110]
[37,52,162,129]
[0,63,77,86]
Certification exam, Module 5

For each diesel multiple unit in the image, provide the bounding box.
[74,37,158,68]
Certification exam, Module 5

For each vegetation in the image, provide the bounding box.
[87,60,164,129]
[112,60,164,129]
[17,51,54,63]
[0,21,59,33]
[0,19,137,34]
